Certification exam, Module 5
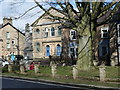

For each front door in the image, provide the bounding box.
[99,45,110,65]
[46,45,50,56]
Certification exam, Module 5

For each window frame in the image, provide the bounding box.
[6,43,10,49]
[101,27,109,38]
[6,32,10,39]
[70,30,76,40]
[58,27,61,36]
[45,27,48,38]
[35,42,40,52]
[50,27,55,37]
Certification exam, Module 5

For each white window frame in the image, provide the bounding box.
[45,27,48,38]
[101,27,109,38]
[6,32,10,39]
[70,30,76,40]
[6,43,10,49]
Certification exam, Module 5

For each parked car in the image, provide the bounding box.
[0,58,9,67]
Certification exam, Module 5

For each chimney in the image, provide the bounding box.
[3,17,12,25]
[25,23,30,32]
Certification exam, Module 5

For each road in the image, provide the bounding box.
[1,77,87,89]
[1,77,118,90]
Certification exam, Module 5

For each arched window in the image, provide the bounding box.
[51,27,55,36]
[56,44,61,56]
[46,45,50,56]
[35,42,40,52]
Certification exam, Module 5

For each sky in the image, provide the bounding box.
[0,0,44,32]
[0,0,115,32]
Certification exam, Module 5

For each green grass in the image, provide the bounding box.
[39,66,51,75]
[57,66,72,76]
[2,72,120,88]
[106,66,120,78]
[2,66,119,79]
[2,66,120,88]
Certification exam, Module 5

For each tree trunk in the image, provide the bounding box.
[76,26,95,70]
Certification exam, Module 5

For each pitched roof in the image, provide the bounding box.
[97,10,111,23]
[31,7,63,27]
[0,23,25,36]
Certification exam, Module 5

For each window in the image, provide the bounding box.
[70,30,76,40]
[51,27,55,36]
[101,27,109,38]
[35,42,40,52]
[56,44,61,56]
[6,32,10,39]
[36,29,40,34]
[12,40,15,45]
[117,24,120,37]
[70,48,75,57]
[6,43,10,49]
[58,27,61,36]
[45,28,48,38]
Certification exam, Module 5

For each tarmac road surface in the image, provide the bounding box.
[1,77,88,89]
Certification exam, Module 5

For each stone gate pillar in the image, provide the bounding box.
[20,60,25,74]
[72,65,78,79]
[8,64,12,73]
[51,63,57,78]
[99,66,106,82]
[34,64,39,74]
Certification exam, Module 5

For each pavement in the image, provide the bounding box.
[1,75,120,90]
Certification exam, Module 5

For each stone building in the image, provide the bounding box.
[31,7,78,62]
[94,16,120,66]
[0,18,25,59]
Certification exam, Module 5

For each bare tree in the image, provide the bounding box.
[8,0,120,70]
[33,0,120,70]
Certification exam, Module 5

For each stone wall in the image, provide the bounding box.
[0,22,25,58]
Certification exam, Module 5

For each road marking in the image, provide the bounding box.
[2,77,92,89]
